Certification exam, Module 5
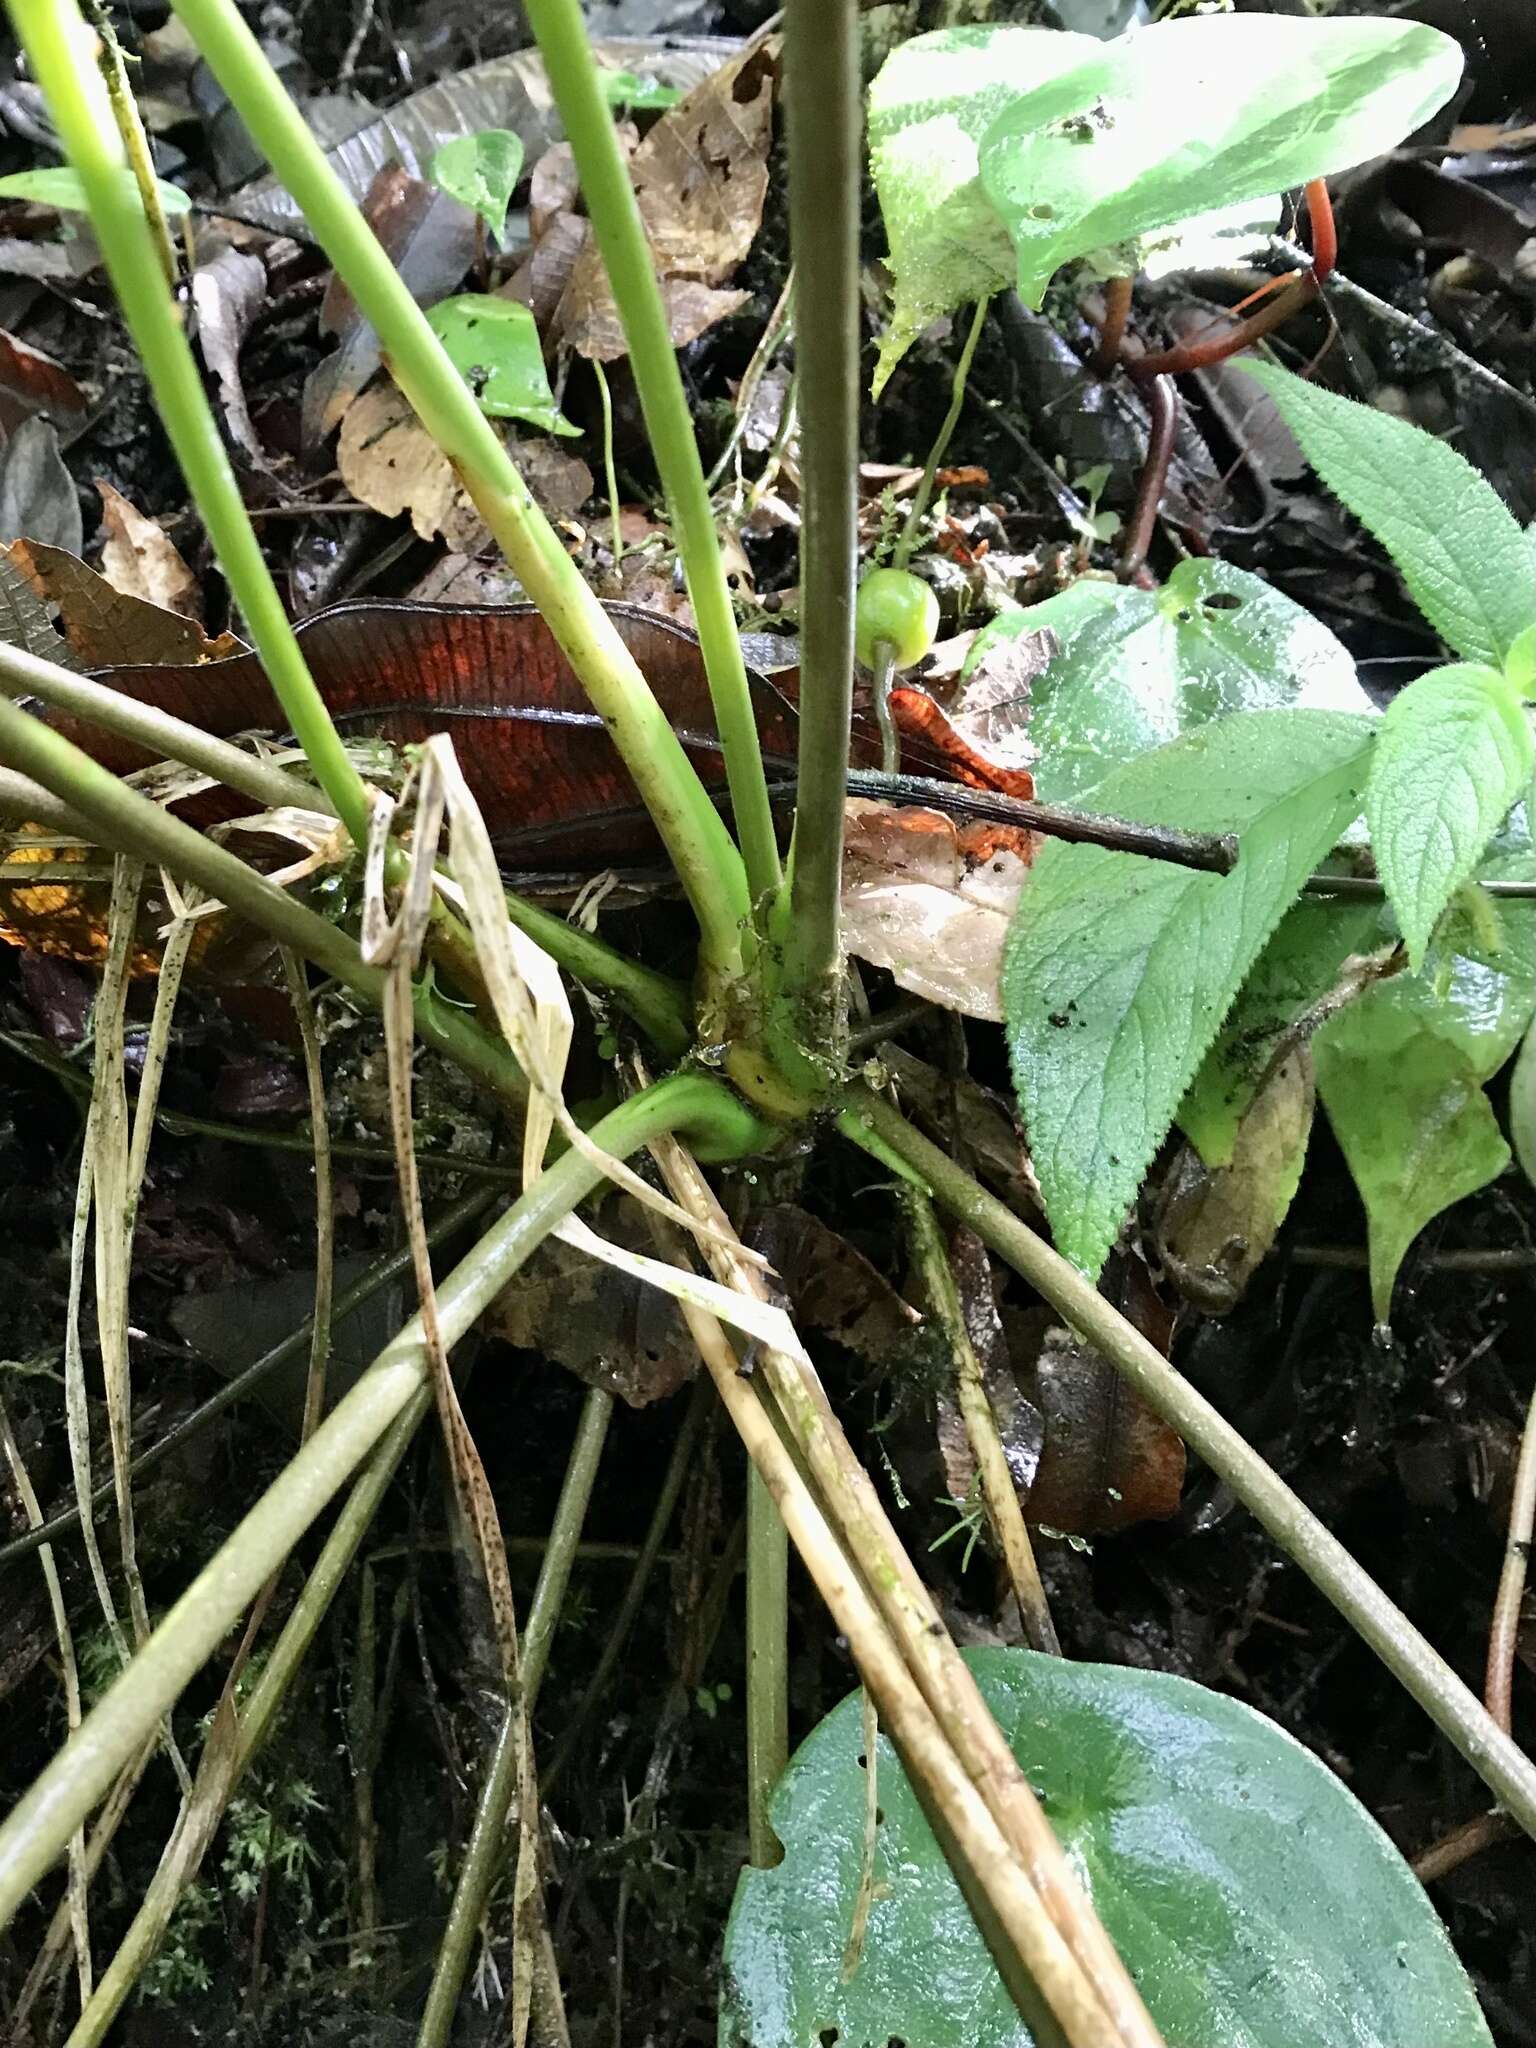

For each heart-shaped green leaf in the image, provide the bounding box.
[1021,559,1371,804]
[721,1647,1492,2048]
[1240,363,1536,669]
[427,129,525,241]
[978,15,1461,308]
[1005,710,1373,1278]
[424,294,579,435]
[867,24,1099,394]
[1366,662,1533,968]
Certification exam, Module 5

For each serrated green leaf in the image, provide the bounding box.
[1005,711,1373,1278]
[1366,663,1533,968]
[1179,896,1387,1167]
[1315,859,1536,1317]
[1023,558,1371,803]
[424,294,578,435]
[867,24,1100,394]
[1240,362,1536,668]
[977,15,1460,309]
[0,165,192,217]
[427,129,524,240]
[721,1647,1492,2048]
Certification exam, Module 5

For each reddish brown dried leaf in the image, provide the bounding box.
[0,328,88,436]
[7,538,239,666]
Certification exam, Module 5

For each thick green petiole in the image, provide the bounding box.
[167,0,751,981]
[12,0,372,847]
[524,0,782,919]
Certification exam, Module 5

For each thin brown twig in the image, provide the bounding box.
[1118,374,1177,583]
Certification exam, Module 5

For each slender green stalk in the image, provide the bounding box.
[0,623,693,1055]
[0,1072,762,1921]
[893,297,990,571]
[844,1086,1536,1844]
[421,1384,613,2048]
[523,0,781,917]
[13,0,371,844]
[746,1461,789,1865]
[773,0,861,1076]
[167,0,750,978]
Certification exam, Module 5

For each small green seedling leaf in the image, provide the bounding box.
[1024,558,1371,803]
[867,24,1100,394]
[427,130,524,242]
[598,68,682,111]
[978,15,1460,308]
[722,1647,1493,2048]
[424,295,578,435]
[1365,662,1533,968]
[1240,362,1535,669]
[1005,709,1374,1278]
[0,165,193,217]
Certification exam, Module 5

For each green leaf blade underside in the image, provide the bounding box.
[424,294,578,434]
[1366,663,1534,969]
[1314,857,1536,1318]
[721,1647,1492,2048]
[1240,363,1535,668]
[1022,558,1371,804]
[866,24,1100,394]
[0,165,193,217]
[428,128,525,240]
[1005,711,1373,1279]
[978,15,1460,308]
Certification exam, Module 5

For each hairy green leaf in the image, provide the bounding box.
[722,1647,1492,2048]
[1366,662,1533,968]
[960,580,1121,682]
[1021,559,1370,803]
[427,128,524,240]
[977,15,1459,308]
[1315,864,1536,1317]
[424,294,578,434]
[867,24,1098,394]
[0,165,192,217]
[1240,363,1535,668]
[1005,711,1373,1277]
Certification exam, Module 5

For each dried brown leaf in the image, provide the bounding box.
[96,483,200,619]
[0,419,81,554]
[191,243,267,463]
[6,538,239,667]
[0,329,88,436]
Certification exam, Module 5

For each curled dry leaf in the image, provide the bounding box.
[0,329,88,438]
[191,242,267,463]
[337,379,594,547]
[96,482,200,620]
[841,798,1033,1022]
[4,538,241,666]
[747,1204,924,1369]
[937,1229,1045,1513]
[876,1043,1043,1223]
[0,418,81,555]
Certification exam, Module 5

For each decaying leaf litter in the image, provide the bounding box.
[0,0,1533,2041]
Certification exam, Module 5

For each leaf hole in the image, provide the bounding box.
[875,1807,885,1826]
[1027,203,1055,220]
[819,2030,840,2045]
[856,1753,867,1769]
[1201,592,1242,612]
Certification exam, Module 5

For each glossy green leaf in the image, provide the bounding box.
[1366,662,1533,969]
[721,1647,1492,2048]
[1179,897,1386,1167]
[427,129,525,241]
[1005,710,1373,1278]
[0,165,192,217]
[1240,363,1535,669]
[977,15,1460,308]
[598,68,682,110]
[1022,558,1371,804]
[424,294,578,435]
[867,24,1099,394]
[1315,862,1536,1317]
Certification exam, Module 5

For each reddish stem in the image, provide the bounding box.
[1129,269,1319,380]
[1092,274,1134,375]
[1305,176,1337,286]
[1118,373,1177,582]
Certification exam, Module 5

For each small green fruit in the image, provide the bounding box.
[855,567,939,670]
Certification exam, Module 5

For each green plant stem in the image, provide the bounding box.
[168,0,749,979]
[69,1390,430,2046]
[0,1187,497,1571]
[893,296,989,571]
[0,640,693,1055]
[14,0,371,845]
[421,1383,612,2048]
[746,1460,789,1866]
[843,1085,1536,1844]
[522,0,781,918]
[772,0,861,1074]
[0,1072,762,1922]
[0,694,550,1116]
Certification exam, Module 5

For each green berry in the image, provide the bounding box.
[855,567,939,670]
